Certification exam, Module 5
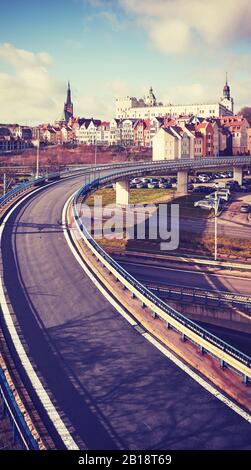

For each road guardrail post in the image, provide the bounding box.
[243,375,249,385]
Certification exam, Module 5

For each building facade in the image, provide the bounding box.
[220,116,249,154]
[116,80,234,120]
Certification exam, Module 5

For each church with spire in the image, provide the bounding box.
[219,73,234,113]
[64,81,74,122]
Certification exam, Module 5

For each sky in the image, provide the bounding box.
[0,0,251,125]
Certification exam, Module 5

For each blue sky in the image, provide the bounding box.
[0,0,251,124]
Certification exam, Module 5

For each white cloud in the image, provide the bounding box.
[0,43,65,124]
[119,0,251,54]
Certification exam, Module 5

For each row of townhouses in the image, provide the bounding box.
[152,115,251,160]
[0,125,33,153]
[1,114,250,157]
[1,80,250,157]
[71,115,251,156]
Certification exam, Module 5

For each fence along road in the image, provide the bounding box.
[1,161,251,449]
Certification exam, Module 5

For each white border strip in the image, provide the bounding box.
[63,195,251,426]
[0,181,79,450]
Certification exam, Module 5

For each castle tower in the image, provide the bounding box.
[220,73,234,114]
[64,81,73,122]
[145,86,157,107]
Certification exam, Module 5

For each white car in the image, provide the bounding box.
[131,178,141,184]
[194,200,214,209]
[206,192,229,202]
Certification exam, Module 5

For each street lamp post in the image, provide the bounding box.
[3,173,6,198]
[94,138,97,168]
[94,131,97,170]
[214,190,220,261]
[35,139,40,179]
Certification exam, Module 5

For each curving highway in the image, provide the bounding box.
[1,175,251,449]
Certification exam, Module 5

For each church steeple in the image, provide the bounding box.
[64,81,73,122]
[223,72,230,100]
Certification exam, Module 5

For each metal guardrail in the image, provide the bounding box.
[1,155,251,207]
[73,167,251,384]
[0,368,39,450]
[143,282,251,313]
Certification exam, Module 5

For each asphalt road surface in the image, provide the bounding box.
[2,176,251,450]
[118,260,251,295]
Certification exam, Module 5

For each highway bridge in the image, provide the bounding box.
[1,157,251,450]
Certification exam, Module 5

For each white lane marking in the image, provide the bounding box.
[0,181,79,450]
[63,195,251,427]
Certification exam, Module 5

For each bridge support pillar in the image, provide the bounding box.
[233,166,243,186]
[116,180,130,206]
[177,170,188,196]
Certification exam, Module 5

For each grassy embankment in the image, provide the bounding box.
[85,187,251,259]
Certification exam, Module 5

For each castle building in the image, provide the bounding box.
[116,78,234,120]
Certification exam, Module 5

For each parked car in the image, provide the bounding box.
[193,186,214,194]
[149,178,159,184]
[209,191,230,202]
[194,200,214,209]
[190,177,200,184]
[240,204,251,213]
[131,178,141,184]
[239,185,250,193]
[242,178,251,186]
[198,175,210,183]
[159,182,172,189]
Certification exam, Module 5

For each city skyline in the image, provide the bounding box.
[0,0,251,124]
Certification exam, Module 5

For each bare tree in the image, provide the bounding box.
[239,106,251,125]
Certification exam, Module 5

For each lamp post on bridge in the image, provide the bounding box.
[3,173,6,198]
[214,189,220,261]
[33,139,40,179]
